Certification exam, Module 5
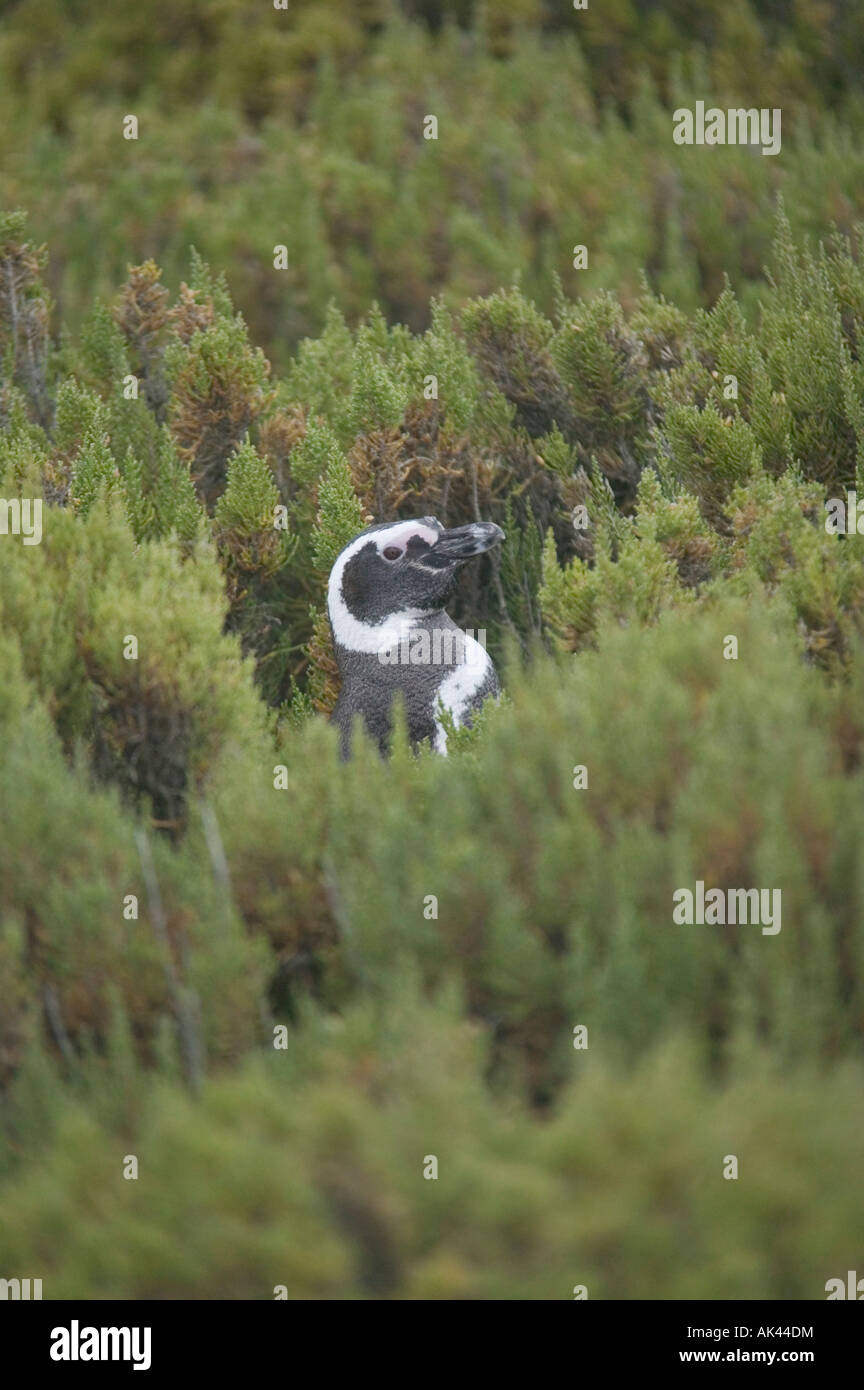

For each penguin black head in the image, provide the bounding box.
[327,516,504,646]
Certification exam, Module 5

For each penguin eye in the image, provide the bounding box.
[382,545,403,561]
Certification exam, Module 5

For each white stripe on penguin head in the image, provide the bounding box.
[327,520,442,654]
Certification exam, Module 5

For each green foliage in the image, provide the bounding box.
[2,1024,863,1299]
[344,327,409,440]
[165,295,272,509]
[0,500,265,827]
[3,594,864,1294]
[4,10,864,1294]
[212,440,299,696]
[659,402,761,520]
[551,290,651,456]
[290,415,346,490]
[535,425,578,480]
[54,378,104,452]
[120,425,203,545]
[0,387,48,491]
[70,424,120,515]
[215,440,281,541]
[4,9,864,371]
[312,448,367,573]
[463,286,569,441]
[5,206,864,713]
[79,301,129,393]
[420,300,485,436]
[0,208,51,423]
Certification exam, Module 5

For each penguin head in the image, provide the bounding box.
[328,516,504,643]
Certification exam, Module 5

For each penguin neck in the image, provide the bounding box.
[330,604,458,668]
[328,598,446,658]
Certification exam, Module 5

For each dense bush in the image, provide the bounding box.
[2,185,864,1293]
[3,1024,863,1300]
[3,0,864,1297]
[3,3,864,368]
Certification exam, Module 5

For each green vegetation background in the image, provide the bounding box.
[1,0,864,1298]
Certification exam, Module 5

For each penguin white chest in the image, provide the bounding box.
[433,634,493,754]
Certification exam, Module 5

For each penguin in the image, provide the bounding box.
[327,516,504,757]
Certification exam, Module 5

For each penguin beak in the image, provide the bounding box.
[430,522,505,561]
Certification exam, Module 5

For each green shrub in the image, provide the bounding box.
[4,144,864,1297]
